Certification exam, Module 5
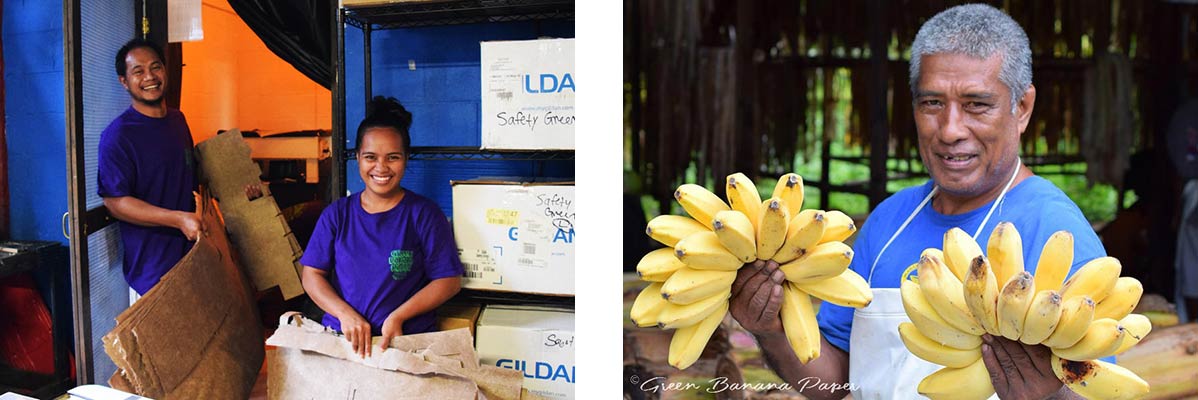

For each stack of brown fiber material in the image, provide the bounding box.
[103,194,264,399]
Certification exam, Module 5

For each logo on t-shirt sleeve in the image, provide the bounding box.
[388,249,414,281]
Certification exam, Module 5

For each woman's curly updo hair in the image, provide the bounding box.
[355,96,413,155]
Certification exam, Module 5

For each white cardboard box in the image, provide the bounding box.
[480,38,575,150]
[452,179,574,295]
[476,305,575,400]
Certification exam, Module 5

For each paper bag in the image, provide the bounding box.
[266,313,526,400]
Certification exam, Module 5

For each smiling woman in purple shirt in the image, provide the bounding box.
[300,96,464,358]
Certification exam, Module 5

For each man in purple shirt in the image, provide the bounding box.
[97,38,203,295]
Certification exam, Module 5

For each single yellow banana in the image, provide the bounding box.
[630,282,668,327]
[674,231,742,271]
[1033,230,1074,291]
[795,269,873,308]
[756,197,790,260]
[668,301,728,370]
[1112,313,1152,355]
[1041,295,1096,349]
[921,247,945,262]
[1051,355,1150,400]
[773,173,805,217]
[780,282,821,364]
[779,241,853,283]
[997,271,1036,341]
[636,248,686,282]
[711,210,756,263]
[819,210,857,244]
[1093,277,1143,320]
[674,184,730,229]
[919,253,985,336]
[660,267,737,305]
[900,279,983,350]
[1060,256,1122,303]
[943,227,984,282]
[917,358,995,400]
[646,214,709,247]
[726,173,762,231]
[898,322,982,368]
[772,209,825,264]
[964,255,1001,336]
[1020,290,1063,345]
[987,221,1025,286]
[657,288,731,329]
[1052,317,1126,361]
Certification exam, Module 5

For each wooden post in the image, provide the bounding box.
[626,0,642,173]
[820,69,833,210]
[735,0,758,180]
[867,0,889,210]
[1144,1,1184,297]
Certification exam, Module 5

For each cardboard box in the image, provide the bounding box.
[437,302,483,337]
[195,130,305,300]
[476,306,575,400]
[480,39,575,150]
[452,179,574,296]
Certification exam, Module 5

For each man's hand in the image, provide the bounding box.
[340,311,373,359]
[379,312,406,351]
[177,211,205,241]
[982,334,1065,400]
[729,260,787,336]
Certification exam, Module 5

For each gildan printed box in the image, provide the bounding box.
[451,179,574,295]
[476,305,575,400]
[480,38,575,150]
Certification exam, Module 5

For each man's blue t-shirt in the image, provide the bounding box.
[300,191,464,335]
[97,107,196,295]
[817,176,1107,353]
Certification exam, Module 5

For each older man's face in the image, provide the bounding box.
[913,52,1034,200]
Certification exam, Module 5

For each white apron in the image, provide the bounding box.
[848,161,1020,399]
[849,288,940,399]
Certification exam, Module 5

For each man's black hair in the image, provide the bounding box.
[355,96,413,155]
[115,38,165,77]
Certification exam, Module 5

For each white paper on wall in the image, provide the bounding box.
[168,0,204,42]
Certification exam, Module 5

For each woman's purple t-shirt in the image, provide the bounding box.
[301,191,464,335]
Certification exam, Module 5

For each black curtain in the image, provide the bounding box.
[227,0,332,89]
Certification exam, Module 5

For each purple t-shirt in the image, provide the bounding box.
[301,191,464,335]
[97,107,197,295]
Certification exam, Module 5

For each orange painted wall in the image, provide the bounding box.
[180,0,330,144]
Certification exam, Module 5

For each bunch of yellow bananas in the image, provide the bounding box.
[630,172,873,370]
[900,222,1151,400]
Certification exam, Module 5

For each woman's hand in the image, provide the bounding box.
[379,312,406,351]
[340,311,373,358]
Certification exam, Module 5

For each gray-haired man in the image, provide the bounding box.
[730,4,1104,399]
